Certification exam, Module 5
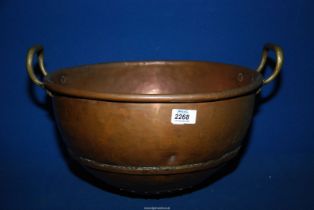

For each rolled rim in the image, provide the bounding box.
[44,61,263,103]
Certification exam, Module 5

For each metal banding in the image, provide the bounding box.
[44,67,263,103]
[72,147,241,175]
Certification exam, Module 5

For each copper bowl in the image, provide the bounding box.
[26,44,283,194]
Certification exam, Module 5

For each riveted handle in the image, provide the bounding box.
[256,43,284,84]
[26,45,48,88]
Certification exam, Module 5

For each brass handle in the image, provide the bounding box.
[256,43,284,84]
[26,45,48,88]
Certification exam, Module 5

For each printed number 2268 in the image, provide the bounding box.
[174,114,190,120]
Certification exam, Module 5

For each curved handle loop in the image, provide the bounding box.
[26,45,48,88]
[256,43,284,85]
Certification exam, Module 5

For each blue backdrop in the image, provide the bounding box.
[1,0,314,209]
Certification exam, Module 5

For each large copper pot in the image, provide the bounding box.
[26,44,283,195]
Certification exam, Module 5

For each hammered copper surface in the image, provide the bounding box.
[48,62,258,193]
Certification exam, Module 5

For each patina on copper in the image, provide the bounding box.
[26,44,283,194]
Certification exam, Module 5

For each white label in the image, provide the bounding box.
[171,109,197,125]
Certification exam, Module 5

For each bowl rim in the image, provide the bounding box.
[44,60,263,102]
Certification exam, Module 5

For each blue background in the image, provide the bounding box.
[1,0,314,209]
